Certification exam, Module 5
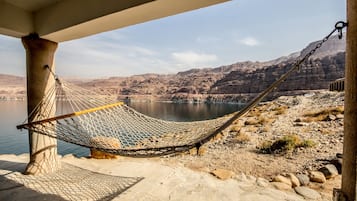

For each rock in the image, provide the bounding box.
[319,164,339,179]
[246,175,256,182]
[294,186,321,199]
[273,175,292,187]
[211,169,235,180]
[309,171,326,183]
[256,177,269,187]
[327,114,336,121]
[90,149,118,159]
[293,122,308,127]
[189,147,197,155]
[89,136,121,159]
[336,114,344,119]
[294,118,302,122]
[213,133,223,141]
[90,136,121,149]
[198,147,207,156]
[271,182,291,191]
[296,174,310,186]
[287,173,300,187]
[330,158,343,174]
[235,173,248,182]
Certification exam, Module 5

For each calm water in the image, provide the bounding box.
[0,101,243,157]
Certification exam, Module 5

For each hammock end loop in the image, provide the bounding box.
[335,21,348,39]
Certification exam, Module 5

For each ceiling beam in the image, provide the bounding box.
[0,1,33,37]
[37,0,229,42]
[0,0,229,42]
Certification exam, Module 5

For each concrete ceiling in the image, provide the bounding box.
[0,0,229,42]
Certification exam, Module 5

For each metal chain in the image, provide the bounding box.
[296,21,347,69]
[196,21,349,149]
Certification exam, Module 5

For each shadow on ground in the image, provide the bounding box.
[0,159,143,201]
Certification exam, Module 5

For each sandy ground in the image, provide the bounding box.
[0,154,310,201]
[160,91,344,199]
[0,90,344,200]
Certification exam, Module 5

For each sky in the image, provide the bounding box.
[0,0,346,78]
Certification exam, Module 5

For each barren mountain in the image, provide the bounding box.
[0,74,25,100]
[0,35,345,102]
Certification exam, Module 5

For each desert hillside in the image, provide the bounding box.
[0,35,345,102]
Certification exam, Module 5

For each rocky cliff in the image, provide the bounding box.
[0,35,346,102]
[210,52,345,95]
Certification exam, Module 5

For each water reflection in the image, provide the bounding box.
[0,101,243,157]
[127,101,243,122]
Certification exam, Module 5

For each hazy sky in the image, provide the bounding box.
[0,0,346,78]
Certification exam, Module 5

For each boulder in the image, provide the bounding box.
[294,186,321,199]
[211,169,235,180]
[296,174,310,186]
[309,171,326,183]
[235,173,248,182]
[273,175,292,187]
[89,136,121,159]
[271,182,291,191]
[327,114,336,121]
[256,177,269,187]
[189,147,198,155]
[319,164,339,179]
[330,158,343,174]
[336,114,344,119]
[287,173,300,187]
[198,146,207,156]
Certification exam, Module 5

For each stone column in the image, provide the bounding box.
[22,34,60,175]
[341,0,357,200]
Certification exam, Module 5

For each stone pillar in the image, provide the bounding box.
[22,34,60,175]
[341,0,357,200]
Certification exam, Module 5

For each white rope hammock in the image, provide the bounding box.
[17,22,346,157]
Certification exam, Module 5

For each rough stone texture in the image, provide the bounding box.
[336,114,344,119]
[328,114,337,121]
[296,174,310,186]
[89,136,121,149]
[287,173,300,187]
[189,147,197,155]
[309,171,326,183]
[330,158,343,174]
[198,147,207,156]
[256,177,270,187]
[273,175,292,187]
[89,136,121,159]
[210,52,345,99]
[235,173,248,182]
[246,175,257,182]
[211,169,235,180]
[271,182,292,191]
[319,164,339,179]
[294,186,321,199]
[90,149,118,159]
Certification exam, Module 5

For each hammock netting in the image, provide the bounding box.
[17,22,346,157]
[18,79,234,157]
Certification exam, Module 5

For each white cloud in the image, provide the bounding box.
[56,38,169,77]
[171,51,217,65]
[240,37,260,46]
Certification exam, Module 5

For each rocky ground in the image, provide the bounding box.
[0,90,345,200]
[159,90,344,200]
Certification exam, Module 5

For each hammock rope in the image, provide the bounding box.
[17,21,347,157]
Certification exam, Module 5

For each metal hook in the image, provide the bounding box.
[335,21,348,39]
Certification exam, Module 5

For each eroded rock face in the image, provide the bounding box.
[210,52,345,98]
[309,171,326,183]
[0,36,345,103]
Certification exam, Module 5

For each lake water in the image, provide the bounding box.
[0,101,243,157]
